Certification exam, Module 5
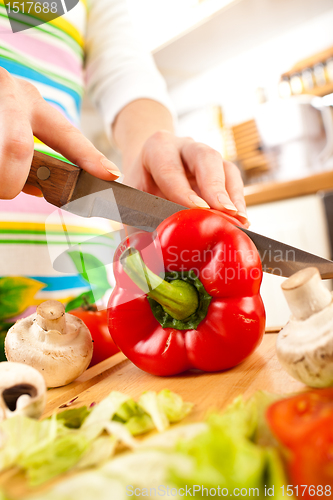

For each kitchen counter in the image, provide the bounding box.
[0,333,304,498]
[245,170,333,206]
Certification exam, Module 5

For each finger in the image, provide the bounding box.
[142,131,209,209]
[0,115,34,199]
[31,99,121,180]
[223,160,248,223]
[180,140,238,214]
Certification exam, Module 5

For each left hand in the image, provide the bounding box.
[123,130,248,226]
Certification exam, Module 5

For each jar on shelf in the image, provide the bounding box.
[325,57,333,83]
[290,73,303,94]
[301,68,315,91]
[313,63,327,87]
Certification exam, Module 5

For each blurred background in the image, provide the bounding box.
[81,0,333,327]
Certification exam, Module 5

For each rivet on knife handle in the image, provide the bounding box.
[26,151,81,207]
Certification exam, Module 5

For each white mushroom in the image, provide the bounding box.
[276,267,333,388]
[5,300,93,388]
[0,362,46,421]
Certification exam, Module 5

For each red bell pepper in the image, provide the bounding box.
[107,209,265,376]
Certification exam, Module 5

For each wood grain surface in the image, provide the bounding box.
[44,334,305,422]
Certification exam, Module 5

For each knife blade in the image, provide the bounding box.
[26,151,333,279]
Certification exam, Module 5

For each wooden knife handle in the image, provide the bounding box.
[26,151,81,207]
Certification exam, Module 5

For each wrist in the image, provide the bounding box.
[112,99,175,162]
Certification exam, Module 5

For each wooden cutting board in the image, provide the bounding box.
[44,333,305,422]
[1,333,306,498]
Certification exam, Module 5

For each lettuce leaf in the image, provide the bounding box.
[56,407,90,429]
[0,414,59,471]
[81,392,130,440]
[0,389,193,489]
[29,471,127,500]
[19,432,90,486]
[169,393,289,498]
[138,391,170,432]
[157,389,193,423]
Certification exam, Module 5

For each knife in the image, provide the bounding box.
[26,151,333,279]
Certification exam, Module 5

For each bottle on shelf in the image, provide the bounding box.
[313,63,327,87]
[301,68,315,91]
[290,73,303,95]
[325,57,333,83]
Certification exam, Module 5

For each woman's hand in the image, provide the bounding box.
[0,69,120,200]
[124,130,248,225]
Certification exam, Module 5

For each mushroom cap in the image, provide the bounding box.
[0,361,46,421]
[5,311,93,388]
[276,299,333,388]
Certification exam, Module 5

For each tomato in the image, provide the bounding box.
[266,389,333,496]
[289,417,333,496]
[70,307,119,367]
[266,388,333,449]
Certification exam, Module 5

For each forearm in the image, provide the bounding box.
[112,98,174,172]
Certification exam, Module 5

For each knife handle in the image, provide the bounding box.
[25,151,81,207]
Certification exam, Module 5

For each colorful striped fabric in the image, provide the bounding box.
[0,0,85,157]
[0,0,120,324]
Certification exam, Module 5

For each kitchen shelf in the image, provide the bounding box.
[281,46,333,77]
[153,0,333,86]
[244,170,333,207]
[296,81,333,97]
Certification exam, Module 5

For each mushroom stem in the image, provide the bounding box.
[36,300,66,334]
[282,267,332,321]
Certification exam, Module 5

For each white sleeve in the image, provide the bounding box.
[84,0,175,139]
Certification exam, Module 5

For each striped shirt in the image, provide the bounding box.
[0,0,172,324]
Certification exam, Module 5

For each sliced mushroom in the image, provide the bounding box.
[5,300,93,388]
[0,362,46,421]
[276,267,333,388]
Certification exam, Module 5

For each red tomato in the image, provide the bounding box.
[70,307,119,367]
[266,388,333,449]
[266,389,333,496]
[289,418,333,497]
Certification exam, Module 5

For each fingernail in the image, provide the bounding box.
[188,195,210,209]
[217,194,237,211]
[222,204,237,212]
[100,157,121,177]
[237,211,248,220]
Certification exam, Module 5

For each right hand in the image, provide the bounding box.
[0,69,120,200]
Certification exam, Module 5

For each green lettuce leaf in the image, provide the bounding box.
[113,399,155,436]
[76,435,117,470]
[19,432,90,486]
[56,407,91,429]
[113,399,140,422]
[28,471,127,500]
[125,413,155,436]
[0,389,194,492]
[81,392,130,441]
[169,393,289,499]
[138,391,170,432]
[157,389,193,423]
[0,415,58,471]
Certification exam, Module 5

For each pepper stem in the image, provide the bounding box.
[120,248,199,320]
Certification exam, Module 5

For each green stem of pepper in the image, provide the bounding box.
[120,248,199,320]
